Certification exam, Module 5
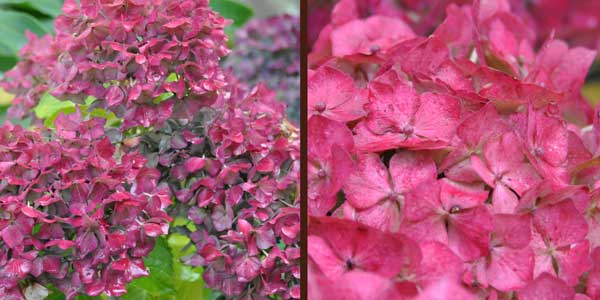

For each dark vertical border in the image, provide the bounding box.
[300,0,308,298]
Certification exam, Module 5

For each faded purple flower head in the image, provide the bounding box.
[132,84,300,299]
[224,14,300,122]
[0,113,171,299]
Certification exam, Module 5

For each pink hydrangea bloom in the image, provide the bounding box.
[2,0,230,129]
[0,33,58,120]
[131,84,300,299]
[0,113,171,299]
[309,0,600,297]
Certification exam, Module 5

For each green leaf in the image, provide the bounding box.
[40,18,56,34]
[210,0,254,28]
[33,93,75,126]
[32,94,120,128]
[45,285,105,300]
[168,218,213,299]
[0,0,63,17]
[166,73,178,82]
[44,285,65,300]
[75,296,104,300]
[0,54,18,72]
[40,225,214,300]
[0,10,49,71]
[122,237,176,300]
[0,105,7,125]
[0,87,14,106]
[583,81,600,106]
[175,278,216,300]
[153,92,174,104]
[88,107,121,127]
[168,232,215,300]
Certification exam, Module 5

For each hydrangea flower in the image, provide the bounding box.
[309,216,465,300]
[307,0,336,48]
[309,0,600,298]
[132,84,300,299]
[308,65,366,123]
[512,0,600,51]
[2,0,230,129]
[0,113,171,299]
[308,0,600,53]
[0,33,58,120]
[0,0,300,299]
[224,14,300,122]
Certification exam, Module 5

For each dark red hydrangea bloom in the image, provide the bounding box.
[224,14,300,122]
[0,33,58,120]
[309,0,600,298]
[0,113,171,299]
[132,84,299,299]
[307,0,336,49]
[2,0,230,129]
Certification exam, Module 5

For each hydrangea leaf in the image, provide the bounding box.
[34,93,120,127]
[0,0,62,17]
[0,87,13,105]
[210,0,254,28]
[122,237,176,300]
[0,10,48,71]
[0,53,17,72]
[44,106,76,127]
[45,285,105,300]
[210,0,254,45]
[582,82,600,106]
[33,93,75,120]
[113,220,214,299]
[0,106,5,123]
[168,218,215,299]
[87,108,120,127]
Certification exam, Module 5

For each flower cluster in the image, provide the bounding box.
[307,0,336,49]
[132,84,300,299]
[511,0,600,51]
[0,113,171,299]
[309,0,600,299]
[2,0,230,129]
[309,0,600,53]
[224,14,300,122]
[0,33,58,120]
[0,0,300,299]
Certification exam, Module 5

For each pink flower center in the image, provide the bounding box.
[314,102,326,113]
[317,169,327,178]
[534,147,545,157]
[345,259,355,270]
[389,192,403,202]
[400,124,414,136]
[370,44,380,54]
[449,205,461,214]
[494,173,503,182]
[547,104,559,115]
